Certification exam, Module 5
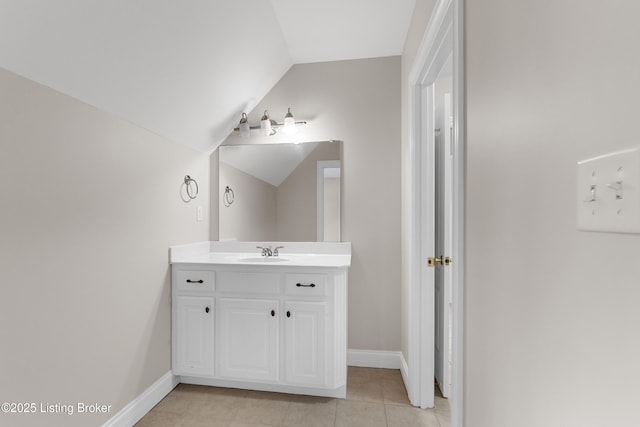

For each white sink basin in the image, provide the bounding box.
[239,257,289,263]
[170,247,351,267]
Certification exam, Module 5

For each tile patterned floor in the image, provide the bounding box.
[135,368,450,427]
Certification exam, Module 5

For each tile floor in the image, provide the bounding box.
[136,367,450,427]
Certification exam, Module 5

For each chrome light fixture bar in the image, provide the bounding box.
[234,108,307,138]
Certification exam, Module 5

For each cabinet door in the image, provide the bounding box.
[284,301,328,386]
[217,298,279,382]
[176,296,214,376]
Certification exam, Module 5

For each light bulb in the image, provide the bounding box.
[239,113,250,138]
[283,108,296,135]
[260,110,272,136]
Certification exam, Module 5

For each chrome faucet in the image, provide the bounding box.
[257,245,285,257]
[257,245,272,257]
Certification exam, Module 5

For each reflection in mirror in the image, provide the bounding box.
[317,161,341,241]
[218,141,341,242]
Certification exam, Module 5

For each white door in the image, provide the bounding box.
[175,296,214,376]
[415,82,437,409]
[217,298,279,382]
[408,1,461,422]
[283,301,328,387]
[410,31,454,410]
[435,92,453,398]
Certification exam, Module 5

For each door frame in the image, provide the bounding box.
[407,0,464,425]
[316,160,341,241]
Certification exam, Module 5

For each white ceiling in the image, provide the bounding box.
[0,0,415,153]
[270,0,415,64]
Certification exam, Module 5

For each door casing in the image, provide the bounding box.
[406,0,465,425]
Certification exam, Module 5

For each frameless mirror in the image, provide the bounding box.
[218,141,342,242]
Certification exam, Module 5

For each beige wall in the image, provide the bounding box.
[230,57,402,351]
[218,162,277,241]
[465,1,640,426]
[276,142,340,242]
[0,68,209,426]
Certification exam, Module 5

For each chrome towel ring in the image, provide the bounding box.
[184,175,199,200]
[224,186,235,207]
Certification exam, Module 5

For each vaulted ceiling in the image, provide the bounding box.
[0,0,415,153]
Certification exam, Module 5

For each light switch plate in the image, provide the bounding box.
[577,147,640,233]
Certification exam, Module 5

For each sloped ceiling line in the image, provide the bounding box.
[0,0,415,153]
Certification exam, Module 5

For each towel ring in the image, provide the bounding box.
[184,175,198,200]
[224,186,235,207]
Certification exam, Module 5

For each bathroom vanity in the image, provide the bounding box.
[169,241,351,398]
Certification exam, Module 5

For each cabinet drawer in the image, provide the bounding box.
[176,270,215,292]
[284,274,327,297]
[217,271,280,295]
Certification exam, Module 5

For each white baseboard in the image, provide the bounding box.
[102,371,178,427]
[399,353,409,389]
[104,352,408,426]
[347,349,405,369]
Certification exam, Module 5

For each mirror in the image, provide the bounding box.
[218,141,342,242]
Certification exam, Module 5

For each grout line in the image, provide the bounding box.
[143,368,412,427]
[383,402,389,427]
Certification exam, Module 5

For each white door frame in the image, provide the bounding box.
[407,0,464,425]
[451,0,465,423]
[316,160,341,241]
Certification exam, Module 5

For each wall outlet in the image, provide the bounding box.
[577,147,640,233]
[197,206,204,222]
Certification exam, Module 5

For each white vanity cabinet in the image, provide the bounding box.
[171,262,348,398]
[175,295,214,376]
[173,269,215,377]
[283,300,328,386]
[217,297,280,382]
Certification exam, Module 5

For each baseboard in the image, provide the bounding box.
[399,352,409,389]
[102,371,178,427]
[103,351,406,426]
[347,349,404,369]
[349,350,411,404]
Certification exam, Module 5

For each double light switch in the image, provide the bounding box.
[577,147,640,233]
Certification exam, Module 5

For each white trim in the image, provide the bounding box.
[400,352,410,390]
[347,349,404,369]
[407,0,453,411]
[102,371,178,427]
[409,0,453,84]
[317,160,341,241]
[407,0,465,420]
[348,350,410,396]
[104,353,411,427]
[451,0,465,426]
[407,81,422,406]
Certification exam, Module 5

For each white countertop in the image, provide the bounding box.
[169,241,351,268]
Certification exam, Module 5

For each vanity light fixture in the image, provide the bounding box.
[239,113,250,138]
[233,108,307,138]
[283,108,296,134]
[260,110,273,136]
